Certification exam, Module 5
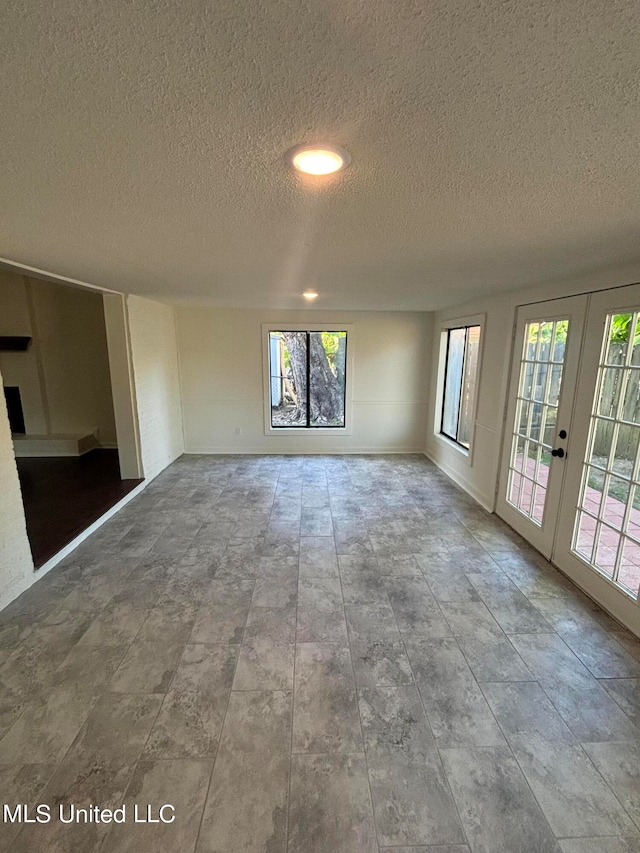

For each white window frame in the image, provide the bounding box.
[434,313,485,461]
[262,323,354,436]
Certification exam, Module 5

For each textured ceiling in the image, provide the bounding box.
[1,0,639,311]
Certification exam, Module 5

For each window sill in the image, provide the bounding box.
[265,426,352,436]
[435,432,470,458]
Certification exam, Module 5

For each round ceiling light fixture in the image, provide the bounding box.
[287,143,351,175]
[302,290,319,300]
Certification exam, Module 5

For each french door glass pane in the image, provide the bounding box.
[442,328,466,438]
[620,540,640,591]
[506,318,568,526]
[571,311,640,597]
[575,512,597,561]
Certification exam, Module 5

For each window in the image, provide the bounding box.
[268,330,347,428]
[439,324,481,449]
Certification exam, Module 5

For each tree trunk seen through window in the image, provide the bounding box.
[282,332,308,425]
[308,332,343,425]
[272,331,346,427]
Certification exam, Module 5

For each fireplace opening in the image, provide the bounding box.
[3,386,26,434]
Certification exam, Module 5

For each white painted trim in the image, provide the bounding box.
[0,576,32,612]
[438,314,486,333]
[433,329,450,445]
[434,431,470,457]
[0,257,120,294]
[11,434,105,457]
[434,313,486,466]
[13,449,94,458]
[103,294,144,479]
[423,449,494,512]
[173,304,188,455]
[184,448,425,456]
[34,480,147,578]
[548,554,640,638]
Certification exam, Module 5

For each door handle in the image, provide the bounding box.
[551,448,565,458]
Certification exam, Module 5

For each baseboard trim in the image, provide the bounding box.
[12,437,118,458]
[423,449,494,513]
[1,479,148,611]
[0,575,32,612]
[183,448,426,456]
[34,480,147,578]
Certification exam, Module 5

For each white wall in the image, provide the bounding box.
[29,280,117,443]
[176,307,431,454]
[0,362,34,609]
[426,259,640,510]
[0,271,48,433]
[0,271,117,443]
[128,295,184,479]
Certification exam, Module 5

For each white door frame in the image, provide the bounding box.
[103,294,143,479]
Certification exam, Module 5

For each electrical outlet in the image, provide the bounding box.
[235,426,241,435]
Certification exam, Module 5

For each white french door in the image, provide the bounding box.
[498,286,640,635]
[496,296,588,558]
[554,286,640,631]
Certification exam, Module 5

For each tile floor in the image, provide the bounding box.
[1,454,640,852]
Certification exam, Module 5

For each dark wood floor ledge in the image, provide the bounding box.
[16,448,143,568]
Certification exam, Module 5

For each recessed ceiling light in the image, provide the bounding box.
[302,291,318,300]
[287,143,351,175]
